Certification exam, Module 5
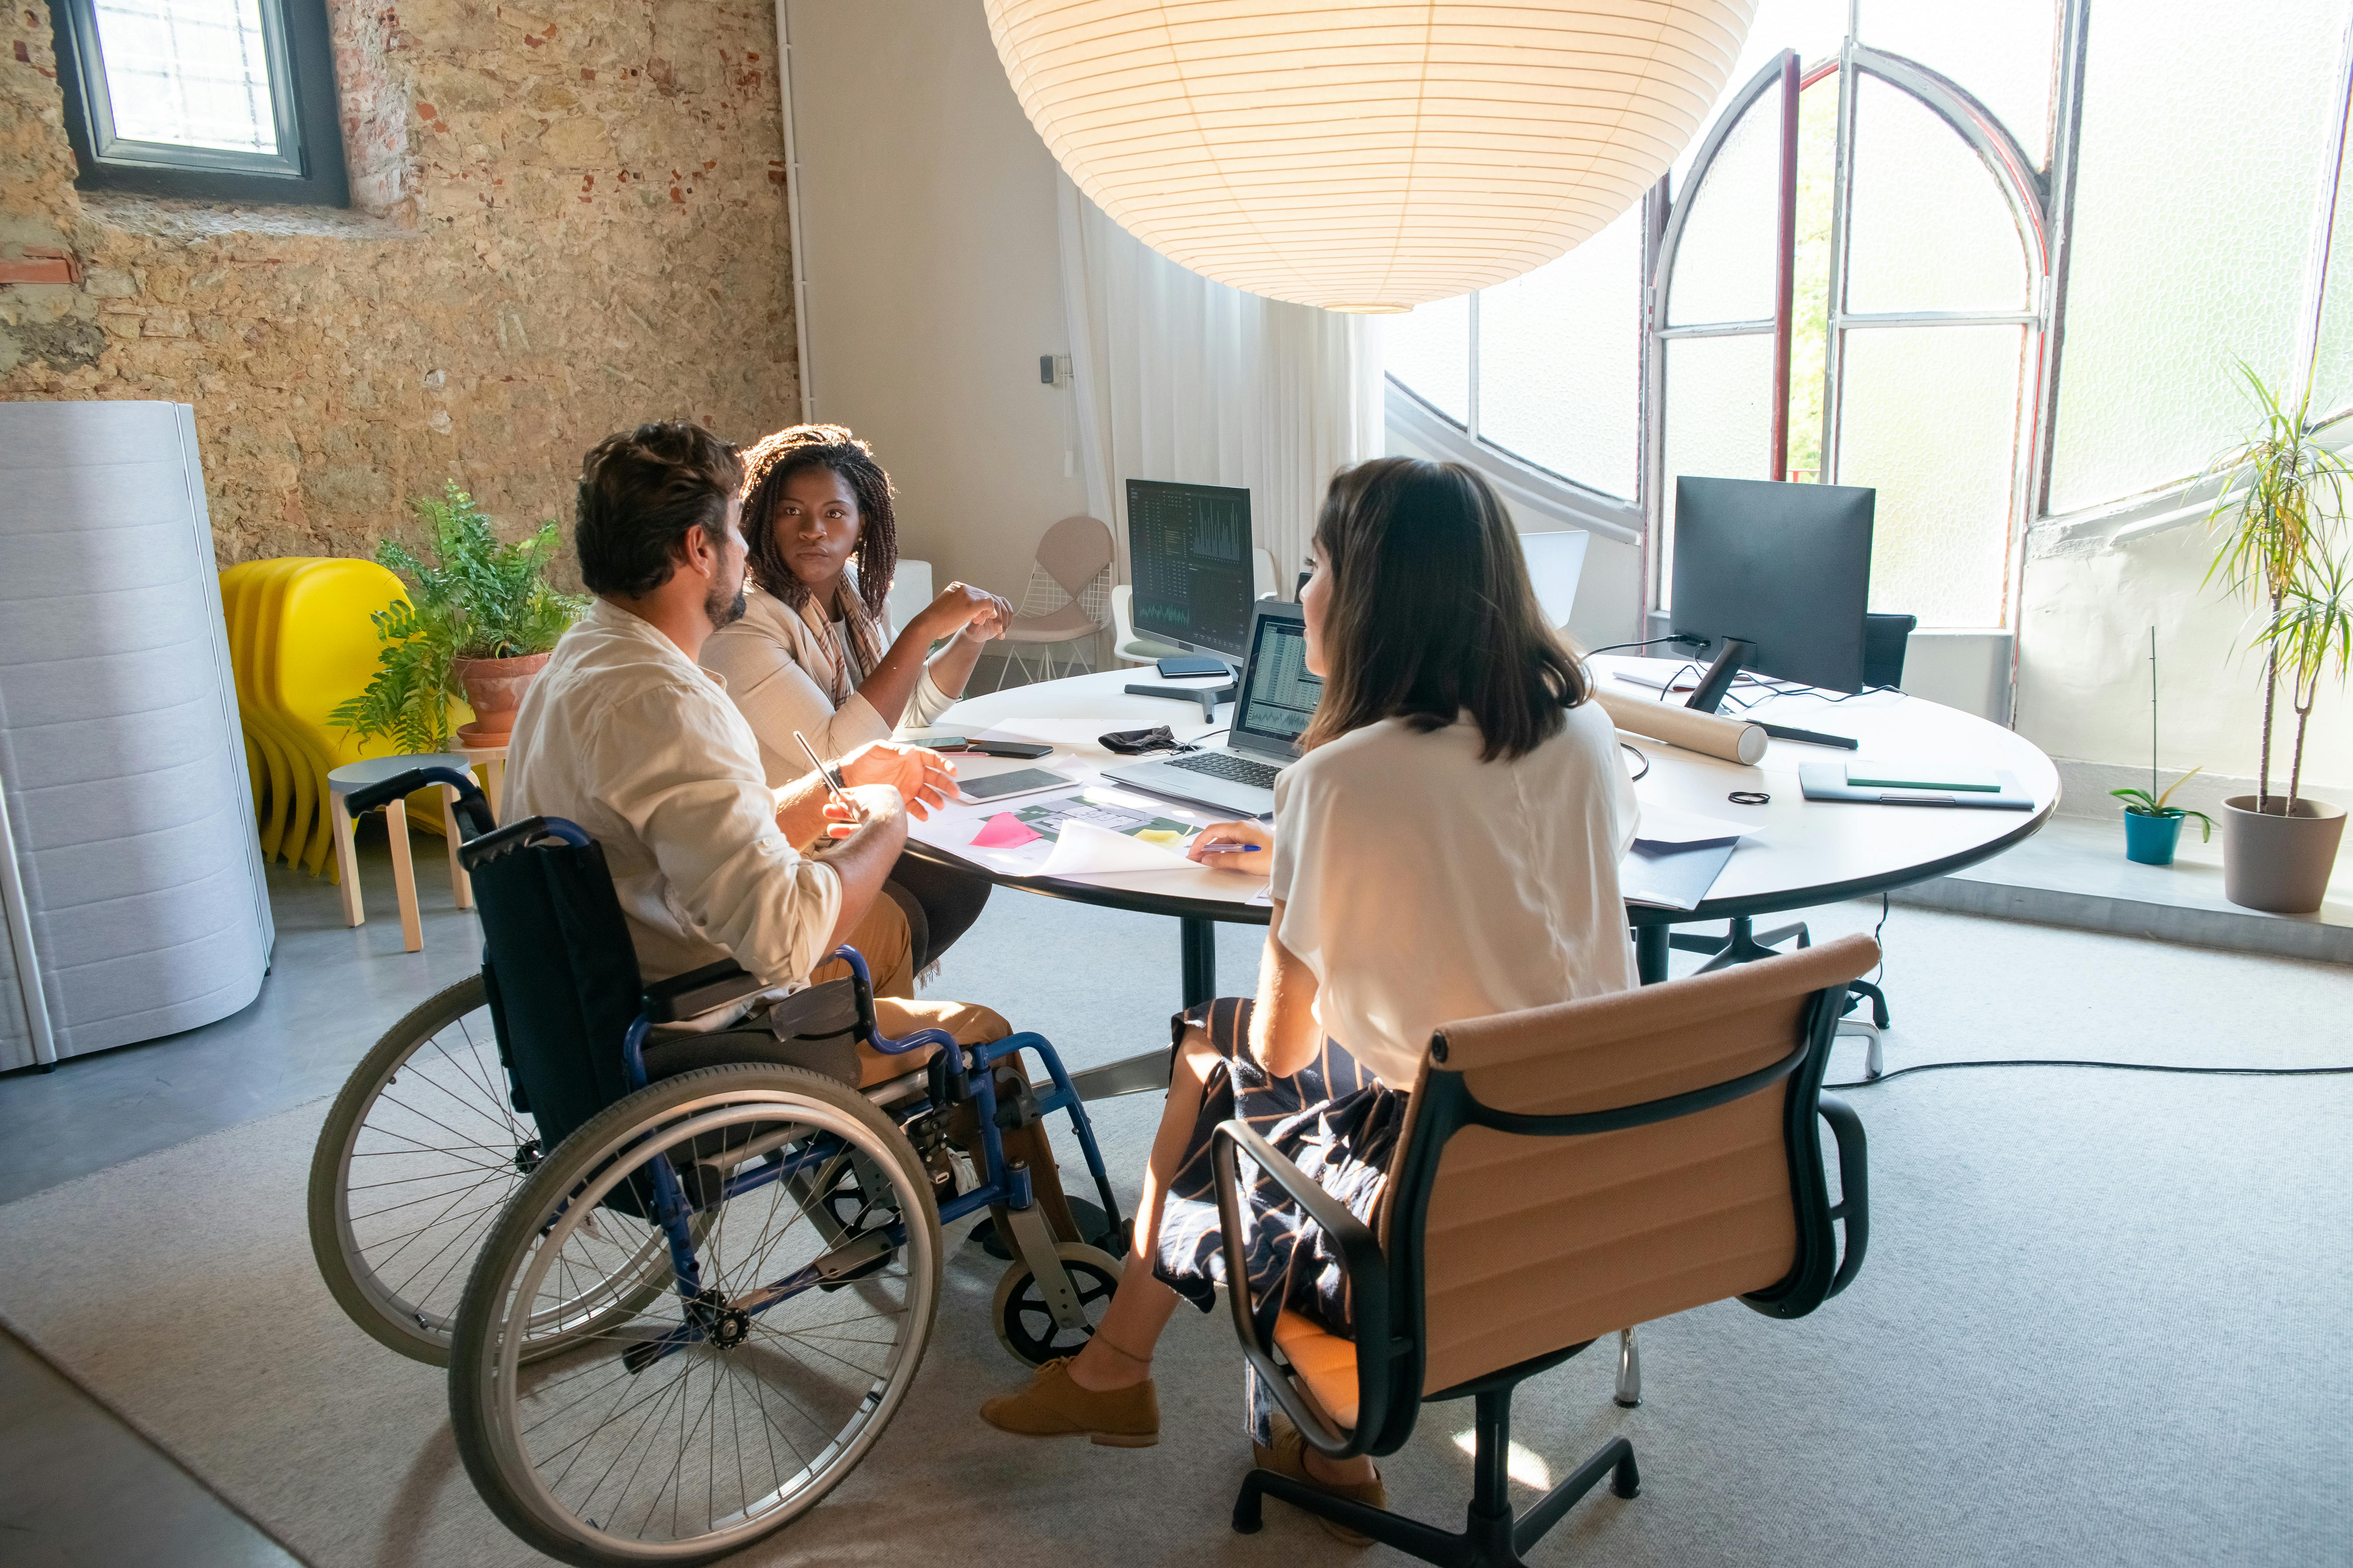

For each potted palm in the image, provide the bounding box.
[333,483,586,753]
[2203,369,2351,913]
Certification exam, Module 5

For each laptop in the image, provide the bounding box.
[1104,601,1319,816]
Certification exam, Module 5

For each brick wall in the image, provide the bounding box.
[0,0,799,568]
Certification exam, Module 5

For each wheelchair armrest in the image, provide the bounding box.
[642,959,771,1026]
[1209,1119,1395,1460]
[1818,1093,1869,1298]
[346,766,495,840]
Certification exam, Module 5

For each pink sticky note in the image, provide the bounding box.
[970,812,1040,849]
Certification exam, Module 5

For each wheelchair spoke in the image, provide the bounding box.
[459,1084,940,1559]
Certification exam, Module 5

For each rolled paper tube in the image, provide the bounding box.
[1595,690,1769,766]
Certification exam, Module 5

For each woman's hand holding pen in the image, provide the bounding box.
[1187,818,1271,872]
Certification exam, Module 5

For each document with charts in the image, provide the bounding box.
[908,783,1214,879]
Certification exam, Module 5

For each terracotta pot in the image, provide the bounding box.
[452,652,549,748]
[2219,794,2346,914]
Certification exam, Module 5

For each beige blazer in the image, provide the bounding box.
[701,581,954,788]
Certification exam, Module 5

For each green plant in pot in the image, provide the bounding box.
[332,483,587,754]
[2109,626,2214,866]
[2203,368,2350,913]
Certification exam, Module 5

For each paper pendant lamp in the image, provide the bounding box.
[985,1,1756,312]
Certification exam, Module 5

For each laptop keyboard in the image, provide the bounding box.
[1166,751,1282,789]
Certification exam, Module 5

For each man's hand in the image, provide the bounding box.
[837,741,957,821]
[822,782,905,840]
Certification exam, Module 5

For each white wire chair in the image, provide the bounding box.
[993,515,1114,687]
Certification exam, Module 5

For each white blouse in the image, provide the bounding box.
[1267,700,1640,1092]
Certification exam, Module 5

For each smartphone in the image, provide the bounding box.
[957,767,1067,803]
[966,740,1054,759]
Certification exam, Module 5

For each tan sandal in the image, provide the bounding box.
[1252,1411,1388,1546]
[980,1357,1160,1447]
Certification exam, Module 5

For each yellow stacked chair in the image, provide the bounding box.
[218,558,475,884]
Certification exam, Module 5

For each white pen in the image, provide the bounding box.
[792,730,863,829]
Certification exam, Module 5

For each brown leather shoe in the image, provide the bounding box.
[980,1357,1159,1447]
[1252,1411,1388,1547]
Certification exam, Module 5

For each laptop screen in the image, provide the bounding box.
[1231,611,1322,758]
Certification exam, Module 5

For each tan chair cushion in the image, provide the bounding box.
[1404,933,1878,1397]
[1273,1309,1360,1430]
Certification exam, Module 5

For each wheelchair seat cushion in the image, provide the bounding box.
[636,995,1013,1090]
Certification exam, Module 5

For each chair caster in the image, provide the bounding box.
[1232,1472,1268,1533]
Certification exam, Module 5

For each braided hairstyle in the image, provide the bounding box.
[737,423,897,619]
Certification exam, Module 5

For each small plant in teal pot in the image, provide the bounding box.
[2111,770,2216,867]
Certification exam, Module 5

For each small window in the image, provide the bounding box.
[49,0,347,206]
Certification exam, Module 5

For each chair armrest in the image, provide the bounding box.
[1209,1119,1393,1459]
[641,959,769,1025]
[1818,1093,1869,1298]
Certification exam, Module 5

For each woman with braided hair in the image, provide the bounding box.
[703,422,1011,973]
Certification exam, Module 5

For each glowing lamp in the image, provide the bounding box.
[985,1,1755,312]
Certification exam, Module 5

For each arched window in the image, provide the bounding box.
[1654,14,2053,632]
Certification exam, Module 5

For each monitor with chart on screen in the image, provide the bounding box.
[1126,478,1255,662]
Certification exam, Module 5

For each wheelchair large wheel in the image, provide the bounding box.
[309,977,686,1367]
[449,1063,942,1567]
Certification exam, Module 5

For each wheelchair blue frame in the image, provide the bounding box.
[342,764,1127,1374]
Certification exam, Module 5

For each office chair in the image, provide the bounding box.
[1213,935,1874,1566]
[1667,611,1913,1074]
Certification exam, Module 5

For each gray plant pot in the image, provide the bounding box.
[2219,795,2347,914]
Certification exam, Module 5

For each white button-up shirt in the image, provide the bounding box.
[503,598,843,986]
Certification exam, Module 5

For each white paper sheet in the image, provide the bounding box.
[1631,803,1761,847]
[1038,819,1198,877]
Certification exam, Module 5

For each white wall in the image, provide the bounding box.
[2016,507,2350,815]
[785,0,1086,606]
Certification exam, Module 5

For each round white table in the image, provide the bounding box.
[924,657,2057,1017]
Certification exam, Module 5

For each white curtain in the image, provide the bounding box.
[1057,172,1384,593]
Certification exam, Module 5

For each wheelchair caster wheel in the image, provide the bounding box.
[992,1243,1123,1367]
[974,1196,1115,1260]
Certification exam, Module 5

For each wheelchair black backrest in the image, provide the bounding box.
[469,828,648,1154]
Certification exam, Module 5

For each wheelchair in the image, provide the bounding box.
[306,767,1128,1565]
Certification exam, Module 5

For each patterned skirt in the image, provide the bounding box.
[1151,996,1408,1445]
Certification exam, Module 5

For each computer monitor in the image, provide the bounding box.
[1670,476,1874,694]
[1518,529,1589,629]
[1127,478,1255,662]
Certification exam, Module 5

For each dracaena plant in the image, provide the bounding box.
[2203,365,2350,813]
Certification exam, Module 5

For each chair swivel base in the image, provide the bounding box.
[1232,1387,1638,1568]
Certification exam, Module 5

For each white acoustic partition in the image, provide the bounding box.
[0,401,273,1068]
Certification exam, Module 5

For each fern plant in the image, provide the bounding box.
[382,482,585,660]
[329,599,461,754]
[332,483,588,753]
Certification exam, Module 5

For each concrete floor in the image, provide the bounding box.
[3,812,2345,1566]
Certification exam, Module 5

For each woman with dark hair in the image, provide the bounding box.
[978,458,1638,1538]
[702,423,1011,973]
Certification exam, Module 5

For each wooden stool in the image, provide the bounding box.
[327,754,477,953]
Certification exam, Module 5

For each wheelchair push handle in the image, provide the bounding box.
[344,766,496,842]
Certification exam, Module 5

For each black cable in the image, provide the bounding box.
[1830,1058,2353,1090]
[1588,636,1706,656]
[1619,742,1650,780]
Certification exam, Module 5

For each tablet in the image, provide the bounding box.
[957,768,1068,803]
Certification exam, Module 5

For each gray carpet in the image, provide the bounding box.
[1,898,2347,1567]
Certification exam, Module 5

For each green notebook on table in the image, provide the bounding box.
[1843,760,2003,793]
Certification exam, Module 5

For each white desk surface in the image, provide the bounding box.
[925,657,2058,920]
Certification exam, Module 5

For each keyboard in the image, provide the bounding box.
[1166,750,1282,788]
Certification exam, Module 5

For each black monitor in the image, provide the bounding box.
[1127,478,1254,662]
[1670,476,1875,694]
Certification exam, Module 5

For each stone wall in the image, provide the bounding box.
[1,0,798,568]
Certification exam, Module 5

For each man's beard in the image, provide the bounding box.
[708,576,748,628]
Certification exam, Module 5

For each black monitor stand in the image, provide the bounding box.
[1124,655,1237,721]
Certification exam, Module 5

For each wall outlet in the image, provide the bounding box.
[1039,352,1072,388]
